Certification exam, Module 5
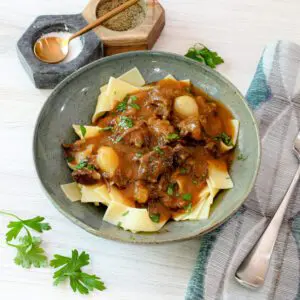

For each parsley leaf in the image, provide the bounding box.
[185,44,224,68]
[182,193,192,201]
[129,95,138,102]
[167,183,176,196]
[74,160,88,170]
[116,101,128,112]
[214,132,233,146]
[117,222,123,229]
[99,126,113,132]
[237,153,248,161]
[6,215,51,242]
[113,136,123,143]
[150,213,160,223]
[129,103,141,110]
[179,167,188,175]
[167,133,180,141]
[153,146,164,155]
[66,156,75,162]
[0,211,51,268]
[122,211,129,216]
[184,202,193,213]
[50,249,106,295]
[135,152,143,159]
[118,116,134,129]
[80,125,87,138]
[14,236,48,268]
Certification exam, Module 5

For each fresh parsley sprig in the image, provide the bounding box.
[50,249,106,295]
[185,43,224,68]
[0,211,50,268]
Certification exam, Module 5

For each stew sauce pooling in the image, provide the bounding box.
[63,79,234,222]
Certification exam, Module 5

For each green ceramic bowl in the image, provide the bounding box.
[33,51,260,244]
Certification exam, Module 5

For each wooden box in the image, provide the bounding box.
[83,0,165,56]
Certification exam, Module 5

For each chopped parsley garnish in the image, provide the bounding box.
[113,136,123,143]
[75,160,94,170]
[50,249,106,295]
[80,125,87,138]
[66,156,74,162]
[129,95,138,102]
[135,152,143,158]
[237,153,248,161]
[192,179,198,185]
[150,213,160,223]
[214,132,233,146]
[75,160,88,170]
[153,146,164,155]
[122,211,129,217]
[182,193,192,201]
[99,126,113,132]
[184,202,193,213]
[185,44,224,69]
[118,116,134,129]
[116,99,128,112]
[167,133,180,141]
[129,103,141,110]
[116,95,140,111]
[117,222,123,229]
[167,183,176,196]
[179,167,188,175]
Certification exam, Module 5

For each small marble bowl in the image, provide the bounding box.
[17,14,103,89]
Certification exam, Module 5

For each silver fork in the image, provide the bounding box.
[235,131,300,288]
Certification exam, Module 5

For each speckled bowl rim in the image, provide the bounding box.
[33,51,261,244]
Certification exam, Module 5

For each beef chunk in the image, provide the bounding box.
[205,141,220,158]
[158,173,171,192]
[121,121,151,148]
[159,194,187,210]
[177,117,202,140]
[138,146,173,182]
[196,96,217,115]
[62,140,85,157]
[145,89,172,119]
[172,144,191,165]
[110,168,131,189]
[148,117,175,145]
[72,168,101,185]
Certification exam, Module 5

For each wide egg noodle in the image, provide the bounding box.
[207,160,233,189]
[61,182,81,202]
[92,93,111,123]
[105,77,140,110]
[100,67,146,93]
[72,125,101,139]
[220,119,240,152]
[81,184,101,204]
[103,200,168,233]
[94,185,111,206]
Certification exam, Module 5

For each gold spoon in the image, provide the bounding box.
[34,0,138,64]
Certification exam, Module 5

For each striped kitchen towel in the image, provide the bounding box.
[186,41,300,300]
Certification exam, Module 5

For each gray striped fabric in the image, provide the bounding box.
[186,41,300,300]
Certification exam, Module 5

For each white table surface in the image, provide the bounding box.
[1,0,300,299]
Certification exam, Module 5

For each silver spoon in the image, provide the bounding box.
[235,131,300,288]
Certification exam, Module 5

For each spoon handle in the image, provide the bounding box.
[70,0,139,41]
[235,164,300,288]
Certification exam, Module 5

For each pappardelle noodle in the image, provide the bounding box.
[61,68,239,233]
